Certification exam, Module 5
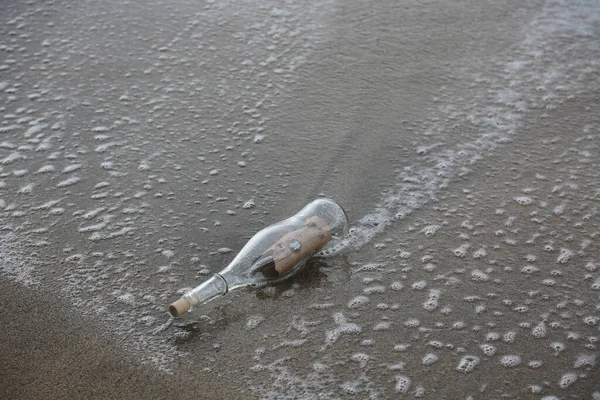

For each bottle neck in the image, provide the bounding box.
[184,274,228,307]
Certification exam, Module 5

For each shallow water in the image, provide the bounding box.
[1,0,599,398]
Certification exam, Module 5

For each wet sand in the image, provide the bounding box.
[0,279,245,400]
[1,0,599,398]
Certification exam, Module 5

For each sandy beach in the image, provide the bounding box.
[1,0,599,398]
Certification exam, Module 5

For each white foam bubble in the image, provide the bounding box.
[57,176,81,187]
[347,295,369,309]
[453,244,470,258]
[421,225,441,237]
[500,355,521,368]
[456,355,480,373]
[363,285,385,295]
[514,196,534,205]
[423,289,440,311]
[404,318,420,328]
[246,315,264,330]
[411,280,427,290]
[0,231,39,286]
[532,322,547,338]
[550,342,566,354]
[395,375,411,393]
[394,343,410,352]
[422,353,439,365]
[471,269,489,282]
[557,372,578,389]
[480,344,497,356]
[62,164,82,173]
[556,248,572,264]
[573,354,596,368]
[350,352,370,368]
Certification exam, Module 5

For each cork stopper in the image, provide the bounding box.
[169,297,191,317]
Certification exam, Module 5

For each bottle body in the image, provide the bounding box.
[169,198,348,317]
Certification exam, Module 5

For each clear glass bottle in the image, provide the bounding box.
[169,198,349,317]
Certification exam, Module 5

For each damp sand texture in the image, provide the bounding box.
[1,0,599,399]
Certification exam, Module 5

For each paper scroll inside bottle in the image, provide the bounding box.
[251,216,332,278]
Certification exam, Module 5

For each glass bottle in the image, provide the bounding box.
[169,198,349,317]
